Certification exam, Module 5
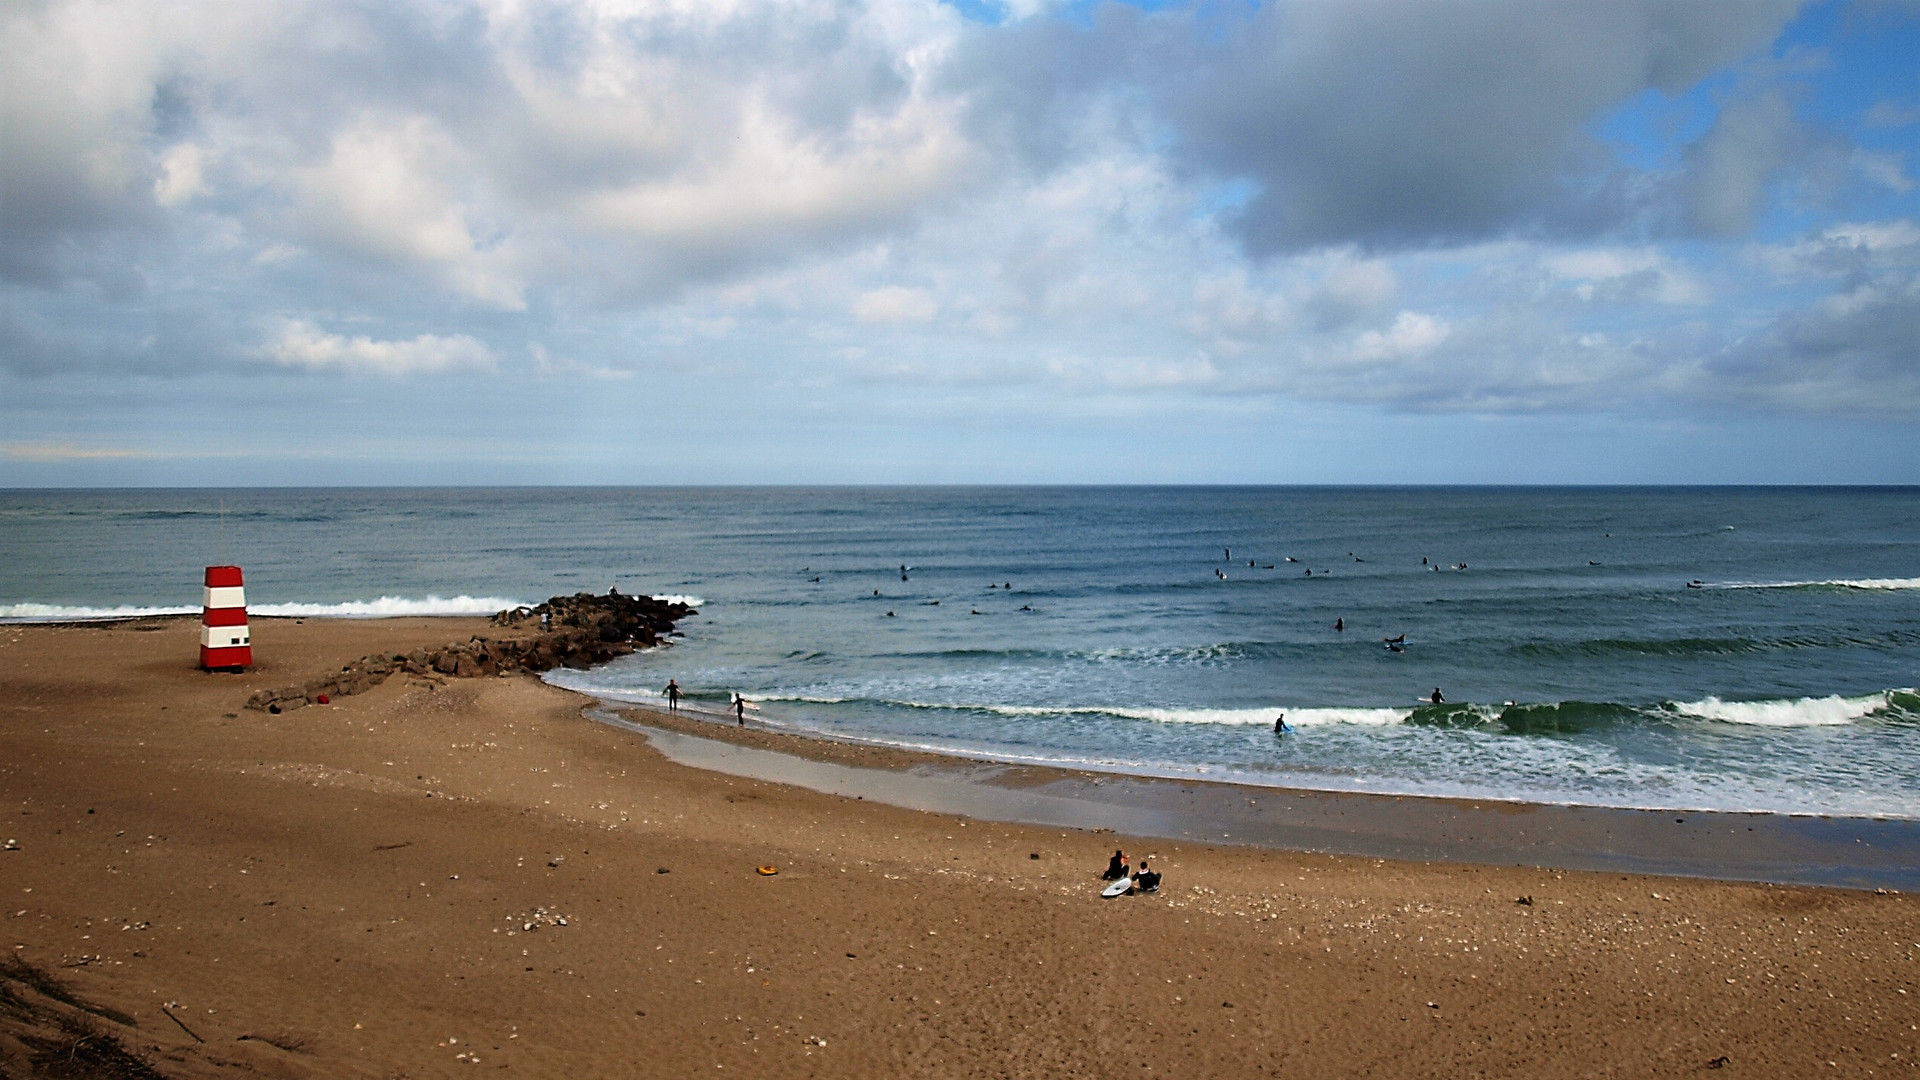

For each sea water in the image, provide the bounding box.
[4,487,1916,817]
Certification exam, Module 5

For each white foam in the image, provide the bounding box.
[752,695,1411,727]
[0,603,196,622]
[251,595,528,618]
[1670,691,1897,727]
[1719,578,1920,591]
[651,594,705,607]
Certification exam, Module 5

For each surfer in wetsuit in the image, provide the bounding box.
[733,693,748,725]
[1430,688,1445,704]
[664,679,681,712]
[1102,850,1127,881]
[1136,860,1161,893]
[1274,714,1292,735]
[1334,618,1344,631]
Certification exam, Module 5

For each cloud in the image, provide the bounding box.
[1164,0,1802,252]
[1713,270,1920,411]
[262,320,498,376]
[852,285,938,323]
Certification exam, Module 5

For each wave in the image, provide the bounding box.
[0,603,196,622]
[1,595,530,621]
[1668,690,1913,727]
[650,595,706,607]
[746,689,1919,732]
[1714,578,1920,592]
[252,595,528,617]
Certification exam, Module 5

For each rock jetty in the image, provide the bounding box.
[245,590,693,713]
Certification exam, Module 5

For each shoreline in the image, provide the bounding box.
[3,615,1916,1076]
[603,703,1920,891]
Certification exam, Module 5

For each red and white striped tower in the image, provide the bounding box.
[199,565,252,671]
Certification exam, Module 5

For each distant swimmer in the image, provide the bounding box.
[1005,582,1011,589]
[922,600,940,605]
[1422,556,1428,565]
[1334,618,1344,631]
[1387,642,1405,653]
[1588,561,1600,566]
[809,576,820,583]
[902,573,909,581]
[886,611,895,617]
[1452,562,1468,571]
[1020,604,1032,612]
[1249,559,1256,567]
[1430,688,1445,704]
[1383,633,1405,644]
[1274,714,1293,735]
[1686,580,1704,589]
[1303,569,1311,576]
[971,609,982,615]
[1224,548,1230,560]
[1285,556,1298,563]
[873,589,881,597]
[1264,564,1275,570]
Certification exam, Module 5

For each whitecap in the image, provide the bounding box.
[1669,691,1898,727]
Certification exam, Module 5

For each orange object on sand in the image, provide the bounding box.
[756,866,779,876]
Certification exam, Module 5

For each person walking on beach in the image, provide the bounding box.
[733,693,748,725]
[664,679,681,712]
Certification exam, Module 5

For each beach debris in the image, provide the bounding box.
[1707,1055,1730,1069]
[656,867,671,874]
[1030,853,1040,859]
[1514,895,1532,906]
[548,857,562,868]
[505,907,570,933]
[3,839,17,851]
[757,866,779,876]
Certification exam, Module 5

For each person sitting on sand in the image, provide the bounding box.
[1135,861,1161,893]
[1102,850,1127,881]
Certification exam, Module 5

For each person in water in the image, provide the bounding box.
[1430,688,1445,704]
[664,678,681,712]
[733,693,748,725]
[1334,617,1344,631]
[1102,850,1128,881]
[1274,714,1292,735]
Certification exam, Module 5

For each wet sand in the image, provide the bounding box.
[2,616,1916,1078]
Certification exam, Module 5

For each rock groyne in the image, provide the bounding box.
[245,590,693,713]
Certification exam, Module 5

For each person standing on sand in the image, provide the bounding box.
[733,693,747,725]
[665,679,681,712]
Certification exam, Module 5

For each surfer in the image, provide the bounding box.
[1383,633,1405,645]
[1274,714,1292,735]
[733,693,748,725]
[1430,688,1445,704]
[1135,861,1161,893]
[664,679,681,713]
[1102,850,1128,881]
[1334,618,1344,631]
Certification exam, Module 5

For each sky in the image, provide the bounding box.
[2,0,1918,486]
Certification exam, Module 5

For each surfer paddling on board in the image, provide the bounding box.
[664,679,681,712]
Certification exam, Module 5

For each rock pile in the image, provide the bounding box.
[245,590,693,713]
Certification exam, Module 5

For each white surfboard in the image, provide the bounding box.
[1101,877,1134,898]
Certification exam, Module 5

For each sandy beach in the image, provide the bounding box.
[3,616,1917,1078]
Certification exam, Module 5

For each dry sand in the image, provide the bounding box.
[2,616,1916,1078]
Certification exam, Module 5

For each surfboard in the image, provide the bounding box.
[1101,877,1134,898]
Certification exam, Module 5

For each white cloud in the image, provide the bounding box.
[1542,247,1707,304]
[153,144,206,207]
[1349,311,1450,365]
[264,320,498,376]
[852,284,938,323]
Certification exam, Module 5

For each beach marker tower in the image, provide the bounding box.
[200,565,252,672]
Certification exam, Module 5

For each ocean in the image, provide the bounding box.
[4,486,1916,818]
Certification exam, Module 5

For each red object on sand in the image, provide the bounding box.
[199,565,252,671]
